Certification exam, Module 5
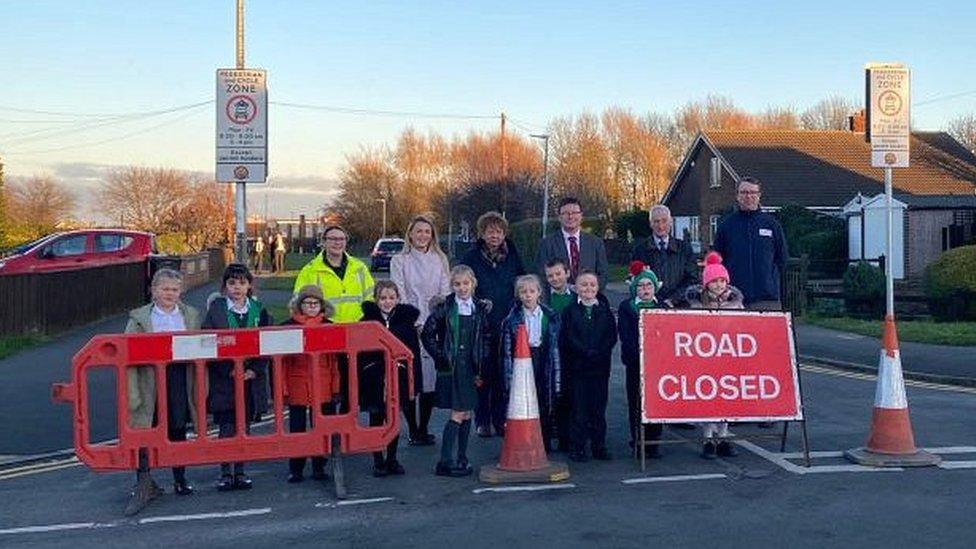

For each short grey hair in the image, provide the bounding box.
[151,268,183,289]
[649,204,671,219]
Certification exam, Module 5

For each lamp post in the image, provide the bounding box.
[530,133,551,238]
[375,198,387,238]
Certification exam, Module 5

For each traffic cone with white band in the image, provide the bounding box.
[845,315,940,467]
[480,325,570,483]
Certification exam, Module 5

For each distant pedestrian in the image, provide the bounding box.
[122,268,200,516]
[559,271,617,462]
[202,263,273,491]
[617,262,664,455]
[500,274,561,452]
[390,215,450,446]
[685,252,744,459]
[360,280,423,477]
[712,177,788,311]
[460,211,525,438]
[630,204,698,307]
[274,232,287,273]
[280,285,338,484]
[421,266,492,477]
[536,197,609,290]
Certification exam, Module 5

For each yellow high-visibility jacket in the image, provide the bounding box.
[293,253,375,323]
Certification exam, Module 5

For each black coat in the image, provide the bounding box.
[201,298,273,416]
[631,236,699,305]
[617,299,663,370]
[559,297,617,378]
[421,294,492,378]
[460,238,526,331]
[712,209,788,305]
[360,301,423,407]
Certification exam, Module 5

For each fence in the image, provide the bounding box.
[0,261,148,336]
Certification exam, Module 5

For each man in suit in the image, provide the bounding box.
[535,197,609,290]
[630,204,699,308]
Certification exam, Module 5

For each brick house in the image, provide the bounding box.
[662,126,976,279]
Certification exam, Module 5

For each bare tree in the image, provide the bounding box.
[99,167,190,232]
[5,175,76,240]
[168,179,230,252]
[801,96,857,130]
[948,114,976,154]
[758,106,801,129]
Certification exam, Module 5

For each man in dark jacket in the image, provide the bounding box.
[712,176,788,311]
[630,204,698,307]
[460,212,526,437]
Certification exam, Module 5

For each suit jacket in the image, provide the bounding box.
[535,230,609,289]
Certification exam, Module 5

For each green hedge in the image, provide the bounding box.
[843,261,886,318]
[925,245,976,321]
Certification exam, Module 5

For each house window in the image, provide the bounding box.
[689,216,700,244]
[709,157,721,188]
[709,215,720,244]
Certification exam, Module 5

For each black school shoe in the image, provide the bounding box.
[233,473,253,490]
[717,441,739,457]
[216,474,235,492]
[173,480,194,495]
[287,473,304,484]
[452,458,473,477]
[435,461,455,476]
[385,459,405,475]
[701,441,718,460]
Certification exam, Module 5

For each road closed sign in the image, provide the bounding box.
[640,310,803,423]
[216,68,267,183]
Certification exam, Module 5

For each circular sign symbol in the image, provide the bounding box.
[226,95,257,125]
[884,153,897,165]
[878,90,902,116]
[233,165,250,180]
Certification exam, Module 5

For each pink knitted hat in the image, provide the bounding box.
[702,252,730,286]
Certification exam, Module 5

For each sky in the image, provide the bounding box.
[2,0,975,220]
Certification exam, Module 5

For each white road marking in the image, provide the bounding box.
[138,508,271,524]
[0,461,82,481]
[0,522,117,535]
[800,364,976,395]
[735,440,904,474]
[621,473,726,485]
[778,446,976,460]
[921,446,976,454]
[315,497,394,508]
[938,461,976,470]
[472,483,576,494]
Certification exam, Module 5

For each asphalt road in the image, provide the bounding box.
[1,353,975,548]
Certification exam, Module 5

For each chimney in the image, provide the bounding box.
[848,109,866,132]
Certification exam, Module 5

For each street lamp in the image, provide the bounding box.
[375,198,387,237]
[530,133,551,238]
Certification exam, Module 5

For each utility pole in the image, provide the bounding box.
[233,0,248,265]
[500,112,507,217]
[530,133,550,238]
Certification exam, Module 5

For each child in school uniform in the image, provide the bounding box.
[360,280,423,477]
[202,263,273,491]
[280,284,338,483]
[685,252,744,459]
[543,258,575,451]
[559,270,618,462]
[617,261,664,456]
[501,274,561,452]
[421,265,492,477]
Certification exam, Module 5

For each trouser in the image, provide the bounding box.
[570,373,610,453]
[218,418,251,476]
[530,347,553,450]
[369,406,400,465]
[624,364,662,445]
[287,404,330,475]
[556,370,573,450]
[135,423,188,484]
[256,252,265,272]
[274,250,285,272]
[475,338,506,433]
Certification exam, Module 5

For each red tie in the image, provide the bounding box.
[568,235,580,279]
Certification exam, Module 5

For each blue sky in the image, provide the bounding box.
[2,1,975,218]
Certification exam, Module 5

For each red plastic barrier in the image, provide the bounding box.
[52,322,412,472]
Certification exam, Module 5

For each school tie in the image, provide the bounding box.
[568,236,580,279]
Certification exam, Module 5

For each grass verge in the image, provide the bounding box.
[0,335,50,360]
[800,315,976,346]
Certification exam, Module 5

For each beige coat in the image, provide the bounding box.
[125,302,202,429]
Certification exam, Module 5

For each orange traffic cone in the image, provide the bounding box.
[480,324,570,483]
[845,315,940,467]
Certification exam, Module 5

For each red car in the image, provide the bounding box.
[0,229,155,275]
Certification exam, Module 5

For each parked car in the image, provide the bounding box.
[369,237,405,272]
[0,229,155,276]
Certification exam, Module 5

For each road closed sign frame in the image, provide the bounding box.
[638,309,804,424]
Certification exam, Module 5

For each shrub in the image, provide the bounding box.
[925,245,976,321]
[842,261,886,318]
[613,209,652,241]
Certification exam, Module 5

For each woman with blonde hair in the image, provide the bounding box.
[390,214,451,445]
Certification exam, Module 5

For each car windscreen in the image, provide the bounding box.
[0,235,56,258]
[378,241,404,252]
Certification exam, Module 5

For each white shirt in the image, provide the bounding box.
[226,297,250,315]
[457,297,474,316]
[578,297,599,307]
[655,235,669,250]
[523,306,543,347]
[151,304,186,333]
[562,229,581,262]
